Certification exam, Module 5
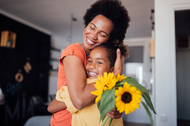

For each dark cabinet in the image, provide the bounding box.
[0,13,50,126]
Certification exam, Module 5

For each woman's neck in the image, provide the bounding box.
[81,43,90,56]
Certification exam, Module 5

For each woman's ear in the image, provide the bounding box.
[110,67,114,72]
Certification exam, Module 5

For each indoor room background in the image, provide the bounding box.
[0,0,190,126]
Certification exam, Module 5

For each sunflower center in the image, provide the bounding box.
[121,92,132,103]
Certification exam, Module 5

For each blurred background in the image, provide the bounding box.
[0,0,190,126]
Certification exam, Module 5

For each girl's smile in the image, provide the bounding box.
[86,46,114,79]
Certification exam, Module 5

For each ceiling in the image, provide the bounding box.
[0,0,154,39]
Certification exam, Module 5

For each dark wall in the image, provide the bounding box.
[0,13,50,126]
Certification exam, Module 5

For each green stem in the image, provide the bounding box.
[101,116,109,126]
[108,118,113,126]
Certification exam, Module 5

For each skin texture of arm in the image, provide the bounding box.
[107,49,123,118]
[47,49,123,118]
[47,98,67,113]
[63,55,96,110]
[113,48,124,76]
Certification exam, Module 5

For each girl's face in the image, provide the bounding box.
[86,46,114,79]
[83,14,113,53]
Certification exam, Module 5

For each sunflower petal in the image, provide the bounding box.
[115,82,142,115]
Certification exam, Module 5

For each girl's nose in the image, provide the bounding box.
[90,62,96,69]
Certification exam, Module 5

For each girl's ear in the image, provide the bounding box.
[110,67,114,72]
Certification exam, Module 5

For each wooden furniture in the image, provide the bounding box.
[0,31,16,48]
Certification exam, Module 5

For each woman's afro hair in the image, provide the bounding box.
[83,0,131,46]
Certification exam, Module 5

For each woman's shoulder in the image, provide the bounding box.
[65,43,82,50]
[60,43,86,62]
[63,43,85,55]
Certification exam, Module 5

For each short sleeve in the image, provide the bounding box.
[59,43,86,66]
[56,86,78,114]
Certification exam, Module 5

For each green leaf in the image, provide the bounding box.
[121,77,156,114]
[98,88,115,121]
[114,83,124,89]
[142,101,154,126]
[143,92,157,114]
[121,77,148,93]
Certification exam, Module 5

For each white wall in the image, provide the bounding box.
[48,26,84,101]
[154,0,190,126]
[48,35,70,101]
[123,37,154,124]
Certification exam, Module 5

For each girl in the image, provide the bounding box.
[55,43,129,126]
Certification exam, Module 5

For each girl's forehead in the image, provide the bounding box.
[90,46,107,55]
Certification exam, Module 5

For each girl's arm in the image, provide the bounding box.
[63,55,96,110]
[47,98,67,113]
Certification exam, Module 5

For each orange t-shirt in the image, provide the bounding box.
[50,43,88,126]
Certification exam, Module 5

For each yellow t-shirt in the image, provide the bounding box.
[56,78,123,126]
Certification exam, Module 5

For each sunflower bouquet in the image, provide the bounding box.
[91,72,156,126]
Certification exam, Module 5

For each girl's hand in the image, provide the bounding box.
[47,98,67,113]
[113,48,124,76]
[107,107,122,119]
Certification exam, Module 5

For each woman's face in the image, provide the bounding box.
[86,46,114,79]
[83,14,113,51]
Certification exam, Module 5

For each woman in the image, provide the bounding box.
[48,0,130,126]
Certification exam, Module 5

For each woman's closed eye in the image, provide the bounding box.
[100,32,107,38]
[90,25,95,30]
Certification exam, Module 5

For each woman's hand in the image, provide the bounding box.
[107,107,122,119]
[113,48,124,76]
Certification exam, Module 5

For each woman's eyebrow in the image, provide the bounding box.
[90,23,109,36]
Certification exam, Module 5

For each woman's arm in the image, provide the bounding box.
[63,55,96,110]
[47,98,67,113]
[113,48,124,76]
[63,50,123,118]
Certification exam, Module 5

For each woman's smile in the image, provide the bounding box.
[83,14,113,53]
[86,36,96,45]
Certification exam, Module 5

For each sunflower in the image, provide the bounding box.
[115,82,142,115]
[91,72,117,103]
[91,79,105,103]
[116,74,127,82]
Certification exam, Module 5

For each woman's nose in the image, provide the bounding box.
[91,30,98,40]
